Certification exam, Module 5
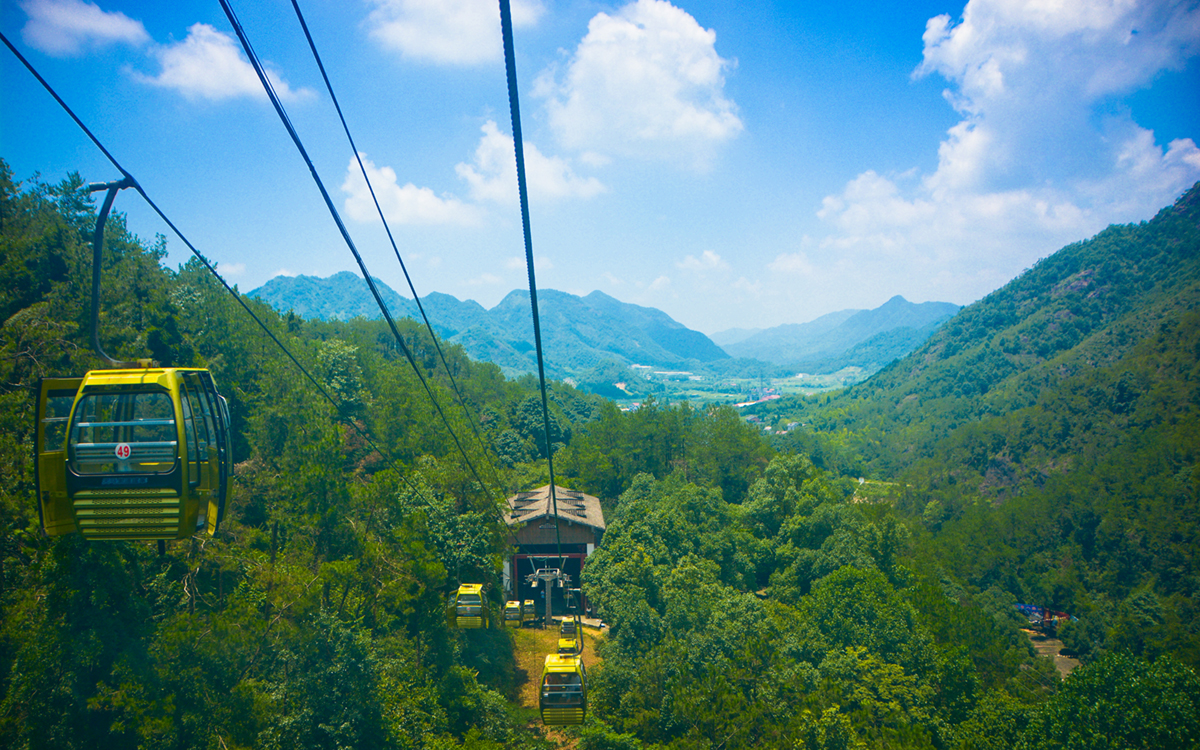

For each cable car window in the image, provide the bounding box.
[181,382,211,459]
[41,390,77,452]
[186,374,218,454]
[457,593,482,605]
[178,385,201,478]
[542,673,583,704]
[69,391,177,474]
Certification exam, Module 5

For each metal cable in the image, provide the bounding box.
[499,0,565,573]
[0,29,429,504]
[217,0,497,513]
[286,0,509,498]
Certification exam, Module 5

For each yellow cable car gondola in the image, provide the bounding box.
[32,178,233,542]
[557,613,583,655]
[451,583,489,628]
[35,367,233,540]
[540,653,586,725]
[504,600,522,628]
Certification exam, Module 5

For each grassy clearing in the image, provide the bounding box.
[511,621,603,711]
[852,478,903,503]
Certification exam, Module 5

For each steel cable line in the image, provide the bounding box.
[216,0,497,506]
[280,1,525,562]
[499,0,565,572]
[285,0,508,497]
[0,29,432,507]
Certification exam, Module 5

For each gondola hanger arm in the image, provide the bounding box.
[88,177,151,369]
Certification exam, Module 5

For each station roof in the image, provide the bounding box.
[507,485,606,531]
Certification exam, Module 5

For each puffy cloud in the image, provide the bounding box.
[467,272,504,286]
[816,0,1200,306]
[134,24,313,102]
[676,250,728,272]
[535,0,742,169]
[342,154,482,226]
[733,277,761,294]
[217,261,246,277]
[455,120,606,204]
[505,255,553,271]
[917,0,1200,106]
[912,0,1200,197]
[767,251,816,276]
[365,0,543,65]
[20,0,148,56]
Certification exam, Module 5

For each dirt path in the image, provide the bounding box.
[1021,628,1080,678]
[511,620,604,747]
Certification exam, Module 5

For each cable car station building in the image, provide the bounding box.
[505,485,606,615]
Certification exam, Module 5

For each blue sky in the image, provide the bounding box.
[3,0,1198,335]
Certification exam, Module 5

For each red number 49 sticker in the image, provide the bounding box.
[115,443,132,460]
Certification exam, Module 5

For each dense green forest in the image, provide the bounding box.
[2,161,1199,749]
[756,183,1200,673]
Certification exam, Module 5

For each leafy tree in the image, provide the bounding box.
[1017,651,1200,749]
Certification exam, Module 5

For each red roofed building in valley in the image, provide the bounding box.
[506,485,606,617]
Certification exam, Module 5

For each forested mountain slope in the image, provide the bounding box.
[0,163,607,748]
[725,295,960,369]
[251,276,729,377]
[5,162,1199,749]
[765,181,1200,476]
[759,182,1200,671]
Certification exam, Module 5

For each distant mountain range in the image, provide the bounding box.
[249,273,959,378]
[719,296,961,371]
[250,274,727,377]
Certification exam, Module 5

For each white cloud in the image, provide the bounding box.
[20,0,148,56]
[217,261,246,276]
[505,255,553,271]
[274,268,297,277]
[365,0,543,65]
[535,0,742,169]
[467,272,504,286]
[733,277,761,294]
[342,153,483,226]
[133,24,314,102]
[647,275,671,291]
[767,251,816,276]
[676,250,728,272]
[816,0,1200,306]
[455,120,606,204]
[911,0,1200,198]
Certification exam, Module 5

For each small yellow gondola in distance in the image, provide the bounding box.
[504,600,522,628]
[451,583,489,628]
[522,599,537,625]
[35,367,233,541]
[540,653,586,725]
[557,613,583,655]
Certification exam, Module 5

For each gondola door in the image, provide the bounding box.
[181,371,229,535]
[36,377,83,536]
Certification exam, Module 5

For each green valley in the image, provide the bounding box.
[2,161,1198,749]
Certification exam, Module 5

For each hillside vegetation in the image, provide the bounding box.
[759,183,1200,670]
[2,161,1198,749]
[251,277,729,378]
[724,296,960,371]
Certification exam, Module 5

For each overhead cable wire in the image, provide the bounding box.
[282,1,523,559]
[217,0,498,511]
[499,0,565,572]
[0,29,429,505]
[285,0,508,496]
